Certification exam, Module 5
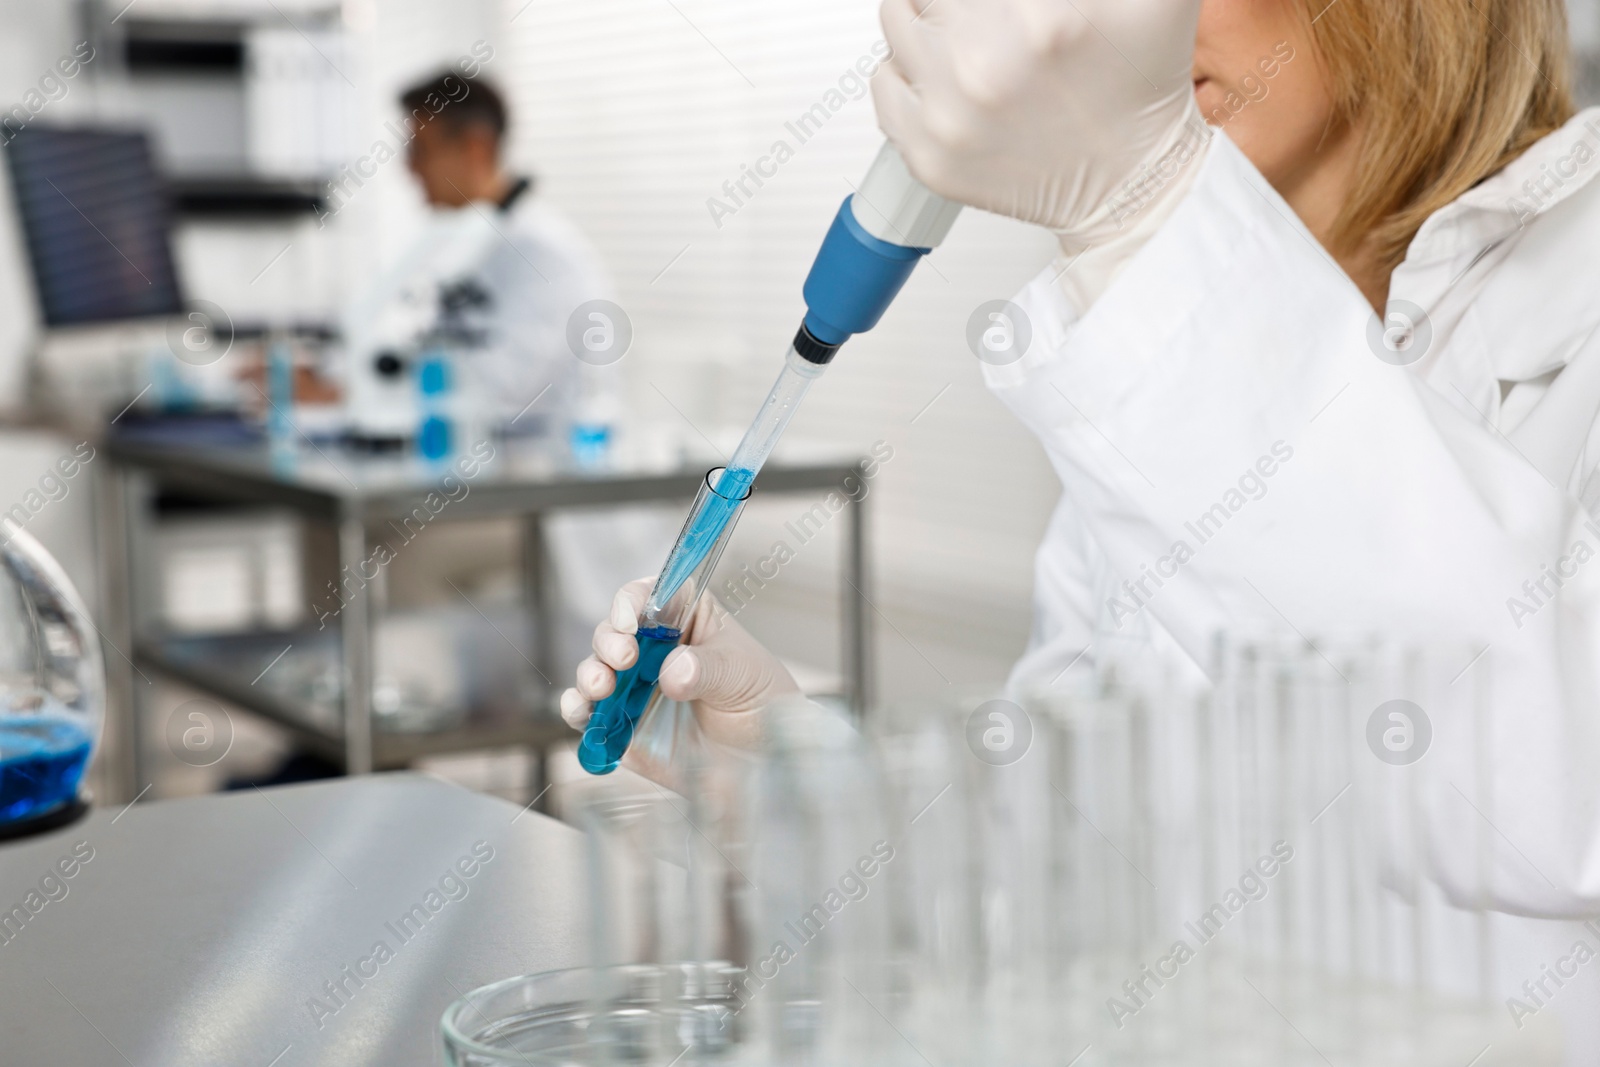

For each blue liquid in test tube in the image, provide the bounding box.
[654,467,754,606]
[579,624,683,771]
[578,467,756,774]
[580,348,822,775]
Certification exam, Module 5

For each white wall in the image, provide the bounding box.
[0,429,99,612]
[0,0,90,413]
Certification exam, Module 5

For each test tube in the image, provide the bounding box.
[745,699,898,1066]
[578,468,753,775]
[580,782,753,1063]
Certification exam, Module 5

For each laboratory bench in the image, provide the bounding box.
[93,435,874,804]
[0,774,587,1066]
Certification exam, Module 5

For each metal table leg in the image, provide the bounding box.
[843,491,873,719]
[92,462,139,803]
[522,512,557,812]
[123,472,163,793]
[338,515,374,775]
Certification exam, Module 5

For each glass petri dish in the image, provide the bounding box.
[440,964,752,1067]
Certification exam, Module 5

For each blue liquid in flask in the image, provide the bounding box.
[0,713,92,825]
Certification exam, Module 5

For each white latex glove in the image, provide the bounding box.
[873,0,1206,253]
[561,578,801,779]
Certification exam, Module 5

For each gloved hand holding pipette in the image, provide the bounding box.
[560,577,799,776]
[877,0,1206,312]
[873,0,1203,248]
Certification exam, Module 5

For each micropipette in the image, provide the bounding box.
[578,143,962,775]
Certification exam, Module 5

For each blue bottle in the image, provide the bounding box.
[417,348,453,460]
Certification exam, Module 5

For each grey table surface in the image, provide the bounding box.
[0,775,589,1066]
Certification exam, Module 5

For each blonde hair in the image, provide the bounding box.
[1301,0,1576,268]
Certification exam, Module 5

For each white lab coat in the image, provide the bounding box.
[344,184,616,433]
[989,107,1600,1060]
[464,188,614,427]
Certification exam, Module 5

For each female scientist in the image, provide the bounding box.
[567,0,1600,1054]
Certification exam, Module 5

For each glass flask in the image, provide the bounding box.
[0,527,104,839]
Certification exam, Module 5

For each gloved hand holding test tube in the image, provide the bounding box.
[576,143,961,775]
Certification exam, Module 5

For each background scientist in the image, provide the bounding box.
[344,72,616,445]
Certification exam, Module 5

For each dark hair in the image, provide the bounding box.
[399,71,507,138]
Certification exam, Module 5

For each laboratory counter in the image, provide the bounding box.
[0,774,587,1066]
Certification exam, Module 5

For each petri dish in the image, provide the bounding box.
[440,964,752,1067]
